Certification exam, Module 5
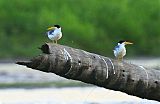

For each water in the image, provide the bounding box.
[0,87,159,104]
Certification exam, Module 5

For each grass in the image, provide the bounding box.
[0,81,91,89]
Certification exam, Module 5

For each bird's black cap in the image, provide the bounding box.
[118,40,125,44]
[54,25,61,28]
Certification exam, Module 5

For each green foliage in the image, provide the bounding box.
[0,81,89,88]
[0,0,160,58]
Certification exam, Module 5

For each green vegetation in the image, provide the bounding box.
[0,81,90,88]
[0,0,160,58]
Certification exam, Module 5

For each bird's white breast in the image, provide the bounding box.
[114,45,126,58]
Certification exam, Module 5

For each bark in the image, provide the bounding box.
[17,43,160,101]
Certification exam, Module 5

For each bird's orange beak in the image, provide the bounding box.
[47,26,55,30]
[124,41,133,45]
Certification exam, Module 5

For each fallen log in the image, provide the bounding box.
[17,43,160,101]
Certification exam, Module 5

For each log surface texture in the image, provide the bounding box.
[17,43,160,101]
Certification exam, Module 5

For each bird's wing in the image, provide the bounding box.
[48,30,55,35]
[113,45,120,57]
[114,45,119,51]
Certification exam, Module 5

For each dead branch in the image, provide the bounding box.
[17,43,160,101]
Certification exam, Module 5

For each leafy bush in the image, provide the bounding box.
[0,0,159,58]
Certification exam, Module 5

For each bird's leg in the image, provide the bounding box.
[121,57,123,61]
[117,57,124,67]
[52,40,55,44]
[52,40,57,44]
[117,57,123,62]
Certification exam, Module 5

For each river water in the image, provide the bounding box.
[0,87,159,104]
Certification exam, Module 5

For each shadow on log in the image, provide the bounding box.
[17,43,160,102]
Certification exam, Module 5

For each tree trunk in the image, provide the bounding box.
[17,43,160,102]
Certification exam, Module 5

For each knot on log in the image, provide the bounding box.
[39,43,50,54]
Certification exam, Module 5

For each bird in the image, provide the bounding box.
[113,40,133,61]
[46,24,62,44]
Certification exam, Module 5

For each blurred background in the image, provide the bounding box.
[0,0,160,104]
